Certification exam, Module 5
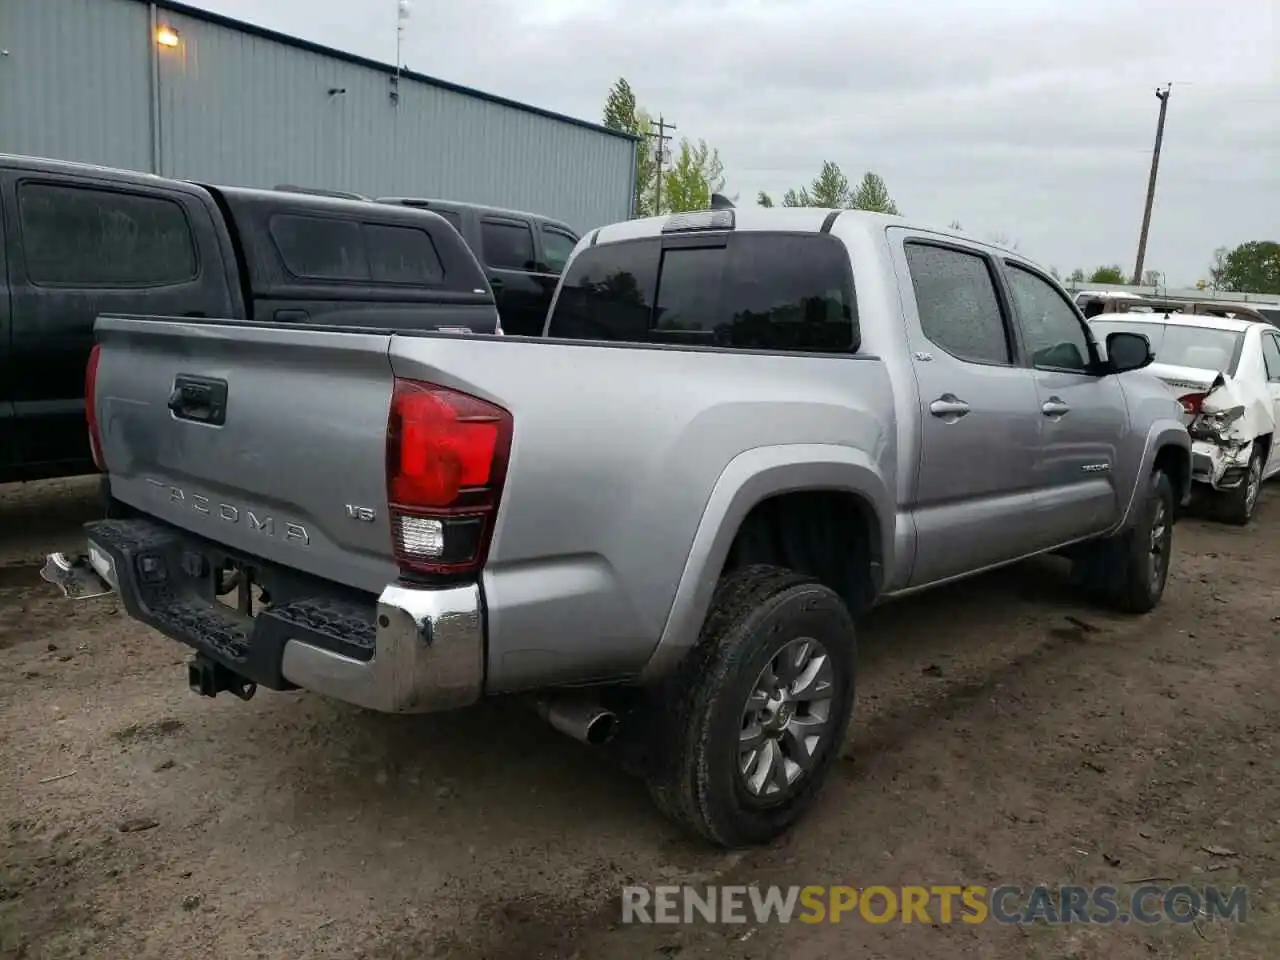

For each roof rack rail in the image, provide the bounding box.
[273,184,370,202]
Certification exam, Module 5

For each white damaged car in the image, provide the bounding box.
[1091,312,1280,524]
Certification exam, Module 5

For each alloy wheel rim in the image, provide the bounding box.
[738,637,836,800]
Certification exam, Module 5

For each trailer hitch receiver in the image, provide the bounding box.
[188,655,257,701]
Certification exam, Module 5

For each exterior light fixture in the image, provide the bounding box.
[156,25,180,48]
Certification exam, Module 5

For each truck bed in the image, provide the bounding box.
[93,314,896,691]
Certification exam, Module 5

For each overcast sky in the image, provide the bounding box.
[197,0,1277,286]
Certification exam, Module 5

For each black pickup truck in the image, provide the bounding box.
[0,154,498,484]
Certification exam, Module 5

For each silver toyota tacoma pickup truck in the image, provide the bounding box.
[45,206,1191,848]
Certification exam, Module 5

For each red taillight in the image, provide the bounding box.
[85,344,105,471]
[386,379,512,577]
[1178,392,1207,416]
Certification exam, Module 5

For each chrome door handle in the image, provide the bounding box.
[929,394,970,418]
[1042,397,1070,417]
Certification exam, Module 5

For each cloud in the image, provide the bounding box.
[200,0,1278,284]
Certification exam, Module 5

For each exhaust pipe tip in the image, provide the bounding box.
[533,695,619,747]
[582,710,619,746]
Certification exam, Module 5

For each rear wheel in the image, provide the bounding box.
[645,565,856,848]
[1216,445,1264,526]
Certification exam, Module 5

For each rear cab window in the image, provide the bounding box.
[547,231,858,353]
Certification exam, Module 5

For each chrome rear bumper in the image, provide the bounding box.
[44,519,485,715]
[280,582,484,714]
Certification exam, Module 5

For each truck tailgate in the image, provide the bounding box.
[95,316,399,594]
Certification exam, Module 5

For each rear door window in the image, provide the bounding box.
[18,182,198,287]
[904,243,1011,365]
[547,232,857,353]
[481,220,536,271]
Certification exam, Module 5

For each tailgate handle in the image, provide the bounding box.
[168,375,228,426]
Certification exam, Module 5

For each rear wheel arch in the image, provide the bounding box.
[639,447,892,684]
[720,489,884,616]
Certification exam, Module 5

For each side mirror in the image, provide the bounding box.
[1106,331,1154,373]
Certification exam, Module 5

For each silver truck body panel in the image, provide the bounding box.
[388,335,896,690]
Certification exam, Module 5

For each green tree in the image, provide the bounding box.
[1088,265,1127,284]
[760,163,900,214]
[948,220,963,231]
[762,161,844,208]
[662,138,725,213]
[849,171,899,214]
[603,78,656,217]
[1068,268,1086,283]
[602,76,636,130]
[1049,266,1061,281]
[1209,241,1280,294]
[806,161,851,207]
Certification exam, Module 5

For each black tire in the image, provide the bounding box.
[1215,445,1264,526]
[1071,469,1175,614]
[644,564,857,848]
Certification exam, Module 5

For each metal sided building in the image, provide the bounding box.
[0,0,637,231]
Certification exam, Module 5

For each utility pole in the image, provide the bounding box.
[390,0,410,104]
[646,115,676,214]
[1132,84,1172,285]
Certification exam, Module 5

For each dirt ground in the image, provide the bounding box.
[1,477,1276,959]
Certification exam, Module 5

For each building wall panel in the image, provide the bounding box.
[0,0,153,172]
[0,0,635,231]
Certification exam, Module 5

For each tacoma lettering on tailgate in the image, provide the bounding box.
[145,478,311,545]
